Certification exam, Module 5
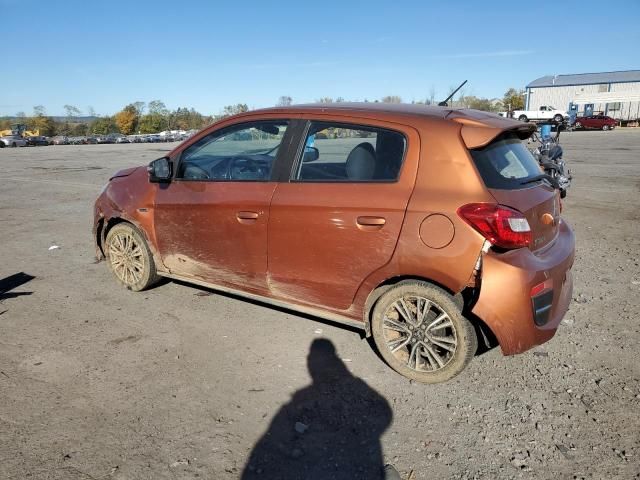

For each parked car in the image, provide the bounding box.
[93,104,575,383]
[115,136,130,144]
[50,136,69,145]
[85,136,98,144]
[507,105,569,123]
[574,115,617,131]
[1,135,28,147]
[26,135,49,146]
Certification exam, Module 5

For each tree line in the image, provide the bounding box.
[1,89,525,137]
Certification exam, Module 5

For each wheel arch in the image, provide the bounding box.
[97,215,163,269]
[362,275,499,353]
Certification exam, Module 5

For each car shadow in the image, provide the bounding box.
[171,279,365,338]
[241,338,393,480]
[0,272,34,301]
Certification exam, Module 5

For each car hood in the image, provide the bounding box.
[109,166,141,180]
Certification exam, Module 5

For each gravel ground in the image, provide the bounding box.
[0,130,639,479]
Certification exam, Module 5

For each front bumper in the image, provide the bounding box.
[471,219,575,355]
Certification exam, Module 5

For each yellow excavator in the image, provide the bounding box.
[0,123,39,137]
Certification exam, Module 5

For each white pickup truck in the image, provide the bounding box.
[504,105,569,123]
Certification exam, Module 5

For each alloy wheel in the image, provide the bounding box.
[108,231,145,286]
[381,295,457,372]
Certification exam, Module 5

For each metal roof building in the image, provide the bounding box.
[526,70,640,121]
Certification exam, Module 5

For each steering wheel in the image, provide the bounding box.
[182,164,210,180]
[227,156,269,180]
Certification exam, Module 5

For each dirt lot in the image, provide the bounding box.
[1,130,639,479]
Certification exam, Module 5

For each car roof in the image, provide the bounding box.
[237,103,535,148]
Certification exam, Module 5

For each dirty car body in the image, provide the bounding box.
[93,103,575,383]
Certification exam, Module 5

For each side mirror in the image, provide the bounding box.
[302,146,319,163]
[148,157,172,183]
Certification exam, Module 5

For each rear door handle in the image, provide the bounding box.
[237,211,259,223]
[356,216,386,230]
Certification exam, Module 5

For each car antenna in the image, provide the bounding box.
[438,80,468,107]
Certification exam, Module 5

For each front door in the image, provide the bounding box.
[153,119,291,295]
[268,119,419,311]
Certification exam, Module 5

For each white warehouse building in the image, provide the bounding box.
[526,70,640,122]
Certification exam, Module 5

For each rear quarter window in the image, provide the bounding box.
[469,134,542,189]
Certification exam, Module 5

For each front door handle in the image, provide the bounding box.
[237,211,259,223]
[356,216,386,230]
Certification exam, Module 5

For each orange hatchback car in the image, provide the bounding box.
[93,103,574,383]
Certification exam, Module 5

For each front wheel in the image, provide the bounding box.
[518,115,528,122]
[553,114,564,123]
[105,223,159,291]
[371,281,477,384]
[602,125,610,131]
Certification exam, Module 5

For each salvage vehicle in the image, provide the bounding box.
[574,114,617,131]
[529,128,572,198]
[93,103,575,383]
[0,135,28,147]
[26,135,50,146]
[510,105,569,123]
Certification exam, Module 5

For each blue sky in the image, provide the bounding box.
[2,0,639,116]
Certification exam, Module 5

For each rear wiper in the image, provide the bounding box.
[520,173,559,189]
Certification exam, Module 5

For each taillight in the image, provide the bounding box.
[457,203,531,249]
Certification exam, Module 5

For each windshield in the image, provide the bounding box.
[469,134,543,189]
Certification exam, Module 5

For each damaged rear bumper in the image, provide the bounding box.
[471,220,575,355]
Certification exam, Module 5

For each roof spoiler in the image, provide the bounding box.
[449,115,537,149]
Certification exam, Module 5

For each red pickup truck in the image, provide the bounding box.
[574,115,617,131]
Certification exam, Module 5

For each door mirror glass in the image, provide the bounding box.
[302,146,319,163]
[148,157,172,182]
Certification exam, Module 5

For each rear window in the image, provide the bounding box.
[469,134,542,189]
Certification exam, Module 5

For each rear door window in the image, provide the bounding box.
[293,122,406,182]
[469,134,542,189]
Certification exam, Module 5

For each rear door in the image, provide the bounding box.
[267,118,420,311]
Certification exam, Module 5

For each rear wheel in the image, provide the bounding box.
[105,223,159,291]
[371,281,477,383]
[518,115,528,122]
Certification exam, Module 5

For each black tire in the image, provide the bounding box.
[105,223,159,291]
[553,114,564,123]
[518,115,528,122]
[370,281,477,384]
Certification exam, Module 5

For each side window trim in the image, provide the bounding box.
[271,119,308,183]
[288,120,407,184]
[173,119,291,183]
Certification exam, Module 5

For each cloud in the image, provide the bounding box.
[432,50,534,59]
[229,61,338,70]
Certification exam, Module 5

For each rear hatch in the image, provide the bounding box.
[469,133,560,251]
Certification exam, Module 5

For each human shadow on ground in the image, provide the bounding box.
[0,272,34,301]
[241,338,393,480]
